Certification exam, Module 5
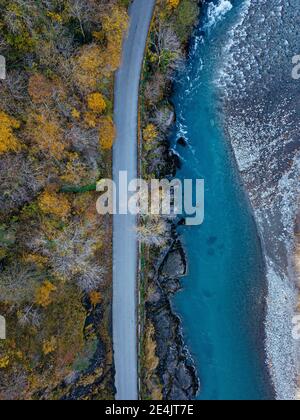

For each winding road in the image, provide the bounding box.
[113,0,155,401]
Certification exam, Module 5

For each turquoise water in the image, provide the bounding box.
[171,1,274,400]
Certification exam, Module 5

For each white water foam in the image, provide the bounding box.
[217,0,300,400]
[265,259,298,400]
[205,0,233,29]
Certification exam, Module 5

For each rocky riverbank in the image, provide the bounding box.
[139,0,203,400]
[146,236,199,400]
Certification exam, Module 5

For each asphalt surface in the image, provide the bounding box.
[113,0,156,401]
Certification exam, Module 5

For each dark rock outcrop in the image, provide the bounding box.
[146,241,199,400]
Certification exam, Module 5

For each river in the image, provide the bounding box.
[170,0,275,400]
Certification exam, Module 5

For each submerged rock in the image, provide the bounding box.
[177,137,188,147]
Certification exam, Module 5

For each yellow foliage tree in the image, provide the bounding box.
[61,153,89,185]
[99,116,116,150]
[47,11,63,23]
[0,111,21,154]
[167,0,180,9]
[102,7,129,72]
[143,124,158,142]
[35,281,57,308]
[89,291,102,307]
[0,356,10,369]
[87,92,107,114]
[74,44,103,92]
[38,191,71,218]
[23,253,49,268]
[28,113,65,160]
[43,337,57,355]
[71,108,81,119]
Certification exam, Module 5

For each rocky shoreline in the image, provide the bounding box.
[139,0,203,399]
[146,235,200,400]
[141,118,200,399]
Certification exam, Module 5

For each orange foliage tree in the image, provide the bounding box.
[89,291,102,307]
[28,73,54,104]
[74,44,103,92]
[42,337,57,355]
[35,281,57,308]
[87,92,107,114]
[167,0,180,9]
[38,190,71,218]
[0,111,21,154]
[102,7,129,72]
[99,116,116,150]
[27,113,66,159]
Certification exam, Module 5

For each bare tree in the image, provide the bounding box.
[28,223,106,292]
[69,0,89,38]
[0,153,44,217]
[18,305,41,328]
[0,263,41,304]
[0,370,28,400]
[66,125,100,169]
[76,265,106,293]
[0,71,28,114]
[137,216,171,247]
[144,72,165,105]
[152,22,183,73]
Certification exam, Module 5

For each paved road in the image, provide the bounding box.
[113,0,155,401]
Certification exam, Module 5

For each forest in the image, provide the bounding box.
[0,0,129,400]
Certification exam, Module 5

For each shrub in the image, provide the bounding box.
[174,0,199,42]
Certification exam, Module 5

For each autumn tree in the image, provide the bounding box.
[87,92,106,114]
[0,111,21,154]
[28,222,106,292]
[99,116,116,150]
[151,22,182,73]
[42,337,57,355]
[60,152,90,185]
[0,71,28,115]
[167,0,180,9]
[73,44,103,93]
[28,73,54,104]
[101,6,129,72]
[143,124,158,142]
[38,190,71,219]
[89,291,102,307]
[35,280,57,308]
[66,125,100,168]
[27,113,66,160]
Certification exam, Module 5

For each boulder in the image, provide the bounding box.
[161,248,187,279]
